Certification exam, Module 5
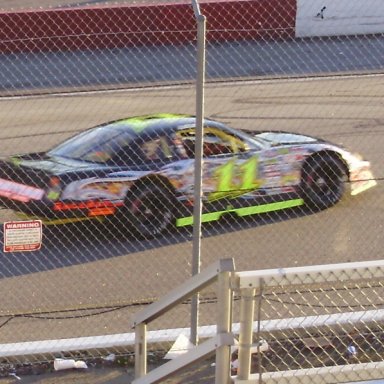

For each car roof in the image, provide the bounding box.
[106,113,226,138]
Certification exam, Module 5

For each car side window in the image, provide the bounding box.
[203,131,233,156]
[112,136,173,165]
[140,138,169,162]
[177,127,245,158]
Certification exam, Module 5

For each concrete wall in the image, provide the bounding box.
[0,0,296,53]
[296,0,384,37]
[2,0,382,54]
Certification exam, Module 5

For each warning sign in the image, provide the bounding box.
[3,220,42,252]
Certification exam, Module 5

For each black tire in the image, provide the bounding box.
[301,155,347,210]
[124,183,176,238]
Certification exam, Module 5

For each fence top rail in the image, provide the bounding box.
[131,258,235,327]
[234,259,384,289]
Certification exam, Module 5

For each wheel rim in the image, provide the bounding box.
[130,191,172,235]
[307,164,343,202]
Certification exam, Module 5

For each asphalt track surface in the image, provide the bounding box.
[0,74,383,382]
[1,35,384,94]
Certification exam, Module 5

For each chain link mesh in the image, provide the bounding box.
[0,0,383,380]
[231,264,384,382]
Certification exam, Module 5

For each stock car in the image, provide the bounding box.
[0,113,377,237]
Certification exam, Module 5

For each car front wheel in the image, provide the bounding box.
[301,155,347,210]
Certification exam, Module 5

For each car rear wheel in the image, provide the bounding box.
[124,183,176,238]
[301,155,347,209]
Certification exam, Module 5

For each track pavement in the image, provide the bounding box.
[0,75,383,383]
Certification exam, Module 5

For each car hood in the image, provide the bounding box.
[254,131,325,146]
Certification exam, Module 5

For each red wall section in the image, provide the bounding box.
[202,0,296,42]
[0,0,296,53]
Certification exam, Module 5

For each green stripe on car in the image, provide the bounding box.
[175,199,304,227]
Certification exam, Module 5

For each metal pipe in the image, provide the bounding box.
[134,323,147,379]
[190,0,206,346]
[215,270,233,384]
[238,288,255,380]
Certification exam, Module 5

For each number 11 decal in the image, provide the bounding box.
[208,155,262,201]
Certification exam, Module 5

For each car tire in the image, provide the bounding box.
[124,183,176,238]
[301,155,347,210]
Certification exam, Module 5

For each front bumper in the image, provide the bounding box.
[349,161,377,196]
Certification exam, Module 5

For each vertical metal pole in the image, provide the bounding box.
[256,283,264,384]
[238,288,255,380]
[134,323,147,379]
[190,0,206,346]
[215,270,233,384]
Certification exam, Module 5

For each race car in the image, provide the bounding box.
[0,113,377,238]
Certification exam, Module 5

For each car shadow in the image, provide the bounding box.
[0,204,324,279]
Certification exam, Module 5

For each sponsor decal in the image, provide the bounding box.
[0,179,44,202]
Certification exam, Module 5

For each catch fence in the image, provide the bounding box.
[0,0,382,381]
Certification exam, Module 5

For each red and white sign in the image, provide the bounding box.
[3,220,42,252]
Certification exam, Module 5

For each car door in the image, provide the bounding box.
[234,146,304,198]
[175,126,262,202]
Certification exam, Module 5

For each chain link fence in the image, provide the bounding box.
[0,0,383,380]
[231,260,384,383]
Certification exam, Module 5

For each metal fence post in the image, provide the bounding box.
[215,270,233,384]
[238,287,255,380]
[135,323,147,379]
[190,0,206,346]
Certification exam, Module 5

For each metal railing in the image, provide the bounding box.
[132,258,235,384]
[133,258,384,383]
[232,259,384,383]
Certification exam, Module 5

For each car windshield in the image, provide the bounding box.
[48,124,136,164]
